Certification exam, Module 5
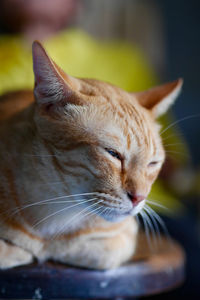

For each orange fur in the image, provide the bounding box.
[0,41,183,269]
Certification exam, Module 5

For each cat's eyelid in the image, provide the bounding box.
[148,160,162,166]
[105,148,123,161]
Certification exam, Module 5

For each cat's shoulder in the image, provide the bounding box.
[0,90,34,122]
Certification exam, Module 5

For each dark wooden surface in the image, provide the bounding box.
[0,240,185,299]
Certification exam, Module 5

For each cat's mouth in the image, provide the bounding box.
[92,192,146,222]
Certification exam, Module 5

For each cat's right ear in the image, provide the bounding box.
[32,41,81,110]
[133,79,183,118]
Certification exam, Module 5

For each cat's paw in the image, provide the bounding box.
[0,239,33,269]
[60,231,137,270]
[87,238,136,270]
[82,253,125,270]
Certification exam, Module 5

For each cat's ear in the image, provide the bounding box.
[133,79,183,118]
[32,41,81,109]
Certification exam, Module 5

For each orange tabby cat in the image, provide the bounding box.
[0,41,183,269]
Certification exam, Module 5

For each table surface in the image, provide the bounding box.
[0,238,185,299]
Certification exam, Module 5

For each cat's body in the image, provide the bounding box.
[0,42,182,269]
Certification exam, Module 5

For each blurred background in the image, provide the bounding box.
[0,0,199,297]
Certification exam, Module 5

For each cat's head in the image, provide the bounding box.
[32,41,183,222]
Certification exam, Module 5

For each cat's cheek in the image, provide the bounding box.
[89,151,120,183]
[146,166,161,181]
[145,170,161,195]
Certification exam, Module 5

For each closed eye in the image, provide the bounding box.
[148,161,159,167]
[105,148,122,161]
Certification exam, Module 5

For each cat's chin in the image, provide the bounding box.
[101,213,128,223]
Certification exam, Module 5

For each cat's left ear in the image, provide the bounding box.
[133,79,183,118]
[32,41,81,110]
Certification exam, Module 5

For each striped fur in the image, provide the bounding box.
[0,42,183,269]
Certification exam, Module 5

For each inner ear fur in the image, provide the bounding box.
[133,79,183,118]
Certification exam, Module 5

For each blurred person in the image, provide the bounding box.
[0,0,80,41]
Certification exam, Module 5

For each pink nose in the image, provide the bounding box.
[127,192,146,204]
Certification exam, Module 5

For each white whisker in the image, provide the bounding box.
[165,150,188,157]
[142,209,157,247]
[146,199,168,211]
[161,114,200,135]
[146,206,171,242]
[140,210,152,250]
[144,205,161,243]
[164,142,184,147]
[162,133,184,142]
[95,193,121,203]
[36,180,68,186]
[9,192,98,217]
[51,200,103,240]
[32,198,98,229]
[135,214,140,227]
[101,200,122,209]
[24,154,60,157]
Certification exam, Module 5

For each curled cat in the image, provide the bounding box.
[0,41,183,269]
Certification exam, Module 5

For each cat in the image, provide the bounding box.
[0,41,183,269]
